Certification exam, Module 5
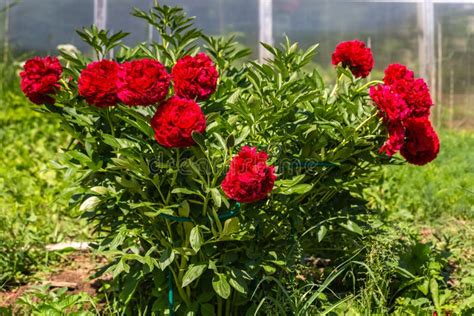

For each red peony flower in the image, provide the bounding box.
[151,96,206,148]
[331,40,374,78]
[20,56,62,105]
[370,64,439,161]
[383,64,433,118]
[380,122,405,156]
[405,78,433,118]
[221,146,276,203]
[171,52,219,100]
[400,117,440,165]
[383,63,414,86]
[78,60,119,107]
[370,84,410,124]
[117,59,170,106]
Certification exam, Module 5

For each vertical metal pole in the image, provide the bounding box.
[417,3,424,76]
[94,0,107,59]
[436,21,443,127]
[94,0,107,30]
[417,0,435,104]
[148,24,153,45]
[259,0,273,62]
[147,0,154,45]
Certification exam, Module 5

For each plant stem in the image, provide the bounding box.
[211,207,223,235]
[330,74,344,97]
[217,297,223,316]
[176,217,191,306]
[202,195,209,217]
[355,112,378,132]
[166,149,181,204]
[355,80,384,93]
[105,108,115,137]
[170,267,191,307]
[225,290,232,316]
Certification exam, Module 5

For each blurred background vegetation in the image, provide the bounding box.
[1,0,473,129]
[0,0,472,314]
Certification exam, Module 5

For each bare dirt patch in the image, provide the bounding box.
[0,252,107,308]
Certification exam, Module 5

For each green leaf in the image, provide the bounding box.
[418,278,429,296]
[213,132,227,151]
[223,217,240,236]
[262,265,276,275]
[274,174,305,187]
[172,188,200,196]
[226,134,235,148]
[113,259,130,278]
[192,131,206,150]
[234,126,250,145]
[190,226,203,253]
[430,278,440,310]
[90,186,109,195]
[182,264,207,288]
[228,269,248,294]
[210,188,222,208]
[179,200,191,217]
[317,225,328,242]
[276,184,313,195]
[340,220,363,236]
[158,248,175,271]
[212,273,231,299]
[80,196,101,212]
[120,268,143,304]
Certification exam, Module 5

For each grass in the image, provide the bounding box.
[0,62,89,288]
[376,129,474,221]
[358,129,474,314]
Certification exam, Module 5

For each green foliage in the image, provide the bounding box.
[30,3,400,315]
[14,285,99,315]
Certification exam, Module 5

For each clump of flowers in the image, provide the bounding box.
[117,59,170,106]
[331,40,374,78]
[401,117,440,165]
[370,63,439,165]
[78,60,120,107]
[172,52,219,100]
[18,5,442,312]
[150,96,206,148]
[221,146,276,203]
[20,56,62,105]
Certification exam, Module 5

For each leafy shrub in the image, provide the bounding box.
[19,4,439,314]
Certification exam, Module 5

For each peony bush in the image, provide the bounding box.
[20,4,439,315]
